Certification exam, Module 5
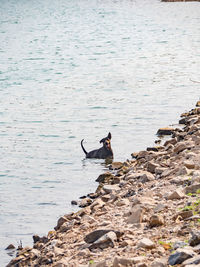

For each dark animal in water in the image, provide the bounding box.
[81,132,113,159]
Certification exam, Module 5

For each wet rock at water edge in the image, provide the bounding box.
[109,162,123,170]
[71,200,78,205]
[96,172,114,183]
[5,244,15,250]
[157,127,175,136]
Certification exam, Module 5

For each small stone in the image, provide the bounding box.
[109,162,123,170]
[182,255,200,266]
[71,200,78,205]
[149,215,164,227]
[167,189,185,200]
[196,100,200,107]
[189,231,200,246]
[5,244,15,250]
[113,256,145,267]
[154,203,166,213]
[120,239,133,247]
[79,198,92,208]
[174,210,193,220]
[103,184,120,194]
[54,214,71,230]
[116,198,130,207]
[90,260,108,267]
[137,264,148,267]
[138,238,155,249]
[185,183,200,194]
[126,205,144,224]
[89,231,117,250]
[184,160,195,169]
[168,247,196,265]
[147,161,160,173]
[96,172,114,183]
[151,258,167,267]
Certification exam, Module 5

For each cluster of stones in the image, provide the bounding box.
[6,101,200,267]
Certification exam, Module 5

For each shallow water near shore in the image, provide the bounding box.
[0,0,200,265]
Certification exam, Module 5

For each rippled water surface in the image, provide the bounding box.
[0,0,200,265]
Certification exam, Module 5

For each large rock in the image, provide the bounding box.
[168,248,196,265]
[147,161,160,173]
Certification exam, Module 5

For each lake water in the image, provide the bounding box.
[0,0,200,265]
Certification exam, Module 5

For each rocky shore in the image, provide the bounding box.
[7,101,200,267]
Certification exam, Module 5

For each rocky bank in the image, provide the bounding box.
[6,101,200,267]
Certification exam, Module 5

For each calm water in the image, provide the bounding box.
[0,0,200,265]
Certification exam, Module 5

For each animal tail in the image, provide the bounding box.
[81,139,87,155]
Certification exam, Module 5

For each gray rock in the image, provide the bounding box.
[168,248,196,265]
[89,231,117,250]
[182,255,200,266]
[157,127,175,136]
[84,229,122,244]
[189,231,200,247]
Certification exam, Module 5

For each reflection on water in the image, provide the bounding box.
[0,0,200,265]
